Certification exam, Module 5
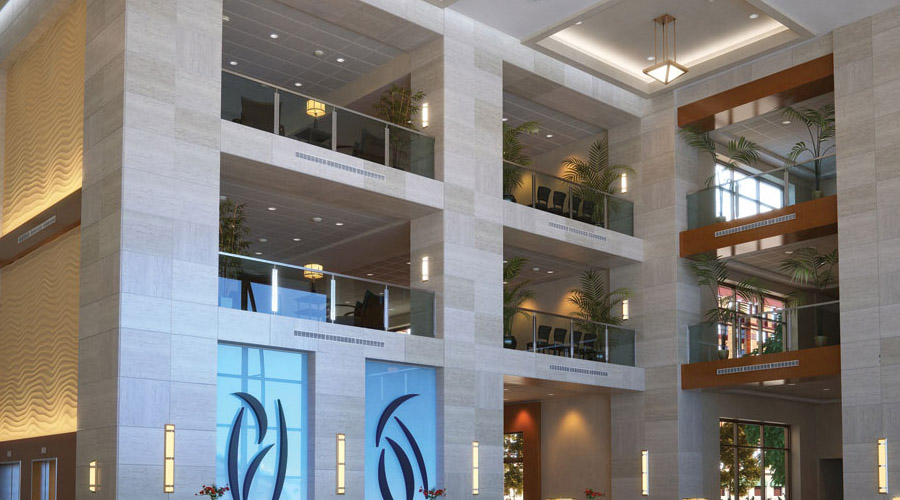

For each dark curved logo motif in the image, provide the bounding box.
[226,392,288,500]
[376,394,429,500]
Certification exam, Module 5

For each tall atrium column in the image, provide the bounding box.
[78,0,222,498]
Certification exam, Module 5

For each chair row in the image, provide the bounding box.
[532,187,602,226]
[524,325,606,360]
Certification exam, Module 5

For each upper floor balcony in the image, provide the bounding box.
[222,70,435,179]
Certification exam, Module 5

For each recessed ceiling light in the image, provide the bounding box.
[219,195,227,201]
[311,217,322,222]
[335,222,344,226]
[366,273,374,276]
[547,270,554,274]
[503,281,508,285]
[222,15,230,21]
[575,21,583,25]
[823,388,831,391]
[502,117,508,122]
[258,238,268,243]
[336,57,345,63]
[314,50,325,57]
[406,261,411,265]
[532,267,540,271]
[646,56,656,61]
[749,13,760,19]
[504,388,509,391]
[229,61,238,66]
[782,120,791,125]
[785,250,793,254]
[292,238,301,242]
[547,393,555,396]
[546,134,554,138]
[269,33,279,39]
[267,206,276,211]
[254,252,262,255]
[294,82,303,87]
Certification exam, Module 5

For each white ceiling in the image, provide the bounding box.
[505,245,592,285]
[758,0,900,34]
[450,0,603,39]
[719,375,841,403]
[503,375,612,403]
[503,92,605,157]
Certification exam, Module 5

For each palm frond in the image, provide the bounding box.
[679,127,717,159]
[503,121,540,165]
[568,268,633,326]
[727,137,760,167]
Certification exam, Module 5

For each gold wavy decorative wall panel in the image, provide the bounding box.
[0,228,79,441]
[2,0,85,235]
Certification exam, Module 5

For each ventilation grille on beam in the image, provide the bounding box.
[549,364,609,377]
[295,152,386,181]
[548,221,607,241]
[716,359,799,375]
[294,330,385,347]
[714,214,796,238]
[17,216,57,244]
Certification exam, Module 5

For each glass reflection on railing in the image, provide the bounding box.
[687,301,840,363]
[218,253,435,337]
[503,162,634,236]
[686,155,837,229]
[222,70,435,179]
[503,308,635,366]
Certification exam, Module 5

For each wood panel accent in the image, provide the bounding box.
[679,195,837,258]
[0,432,76,500]
[681,345,840,390]
[504,402,541,500]
[677,54,834,131]
[0,189,81,267]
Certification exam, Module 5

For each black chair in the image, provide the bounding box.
[549,191,567,216]
[233,97,285,135]
[526,325,552,352]
[353,289,385,330]
[566,196,582,219]
[535,187,551,211]
[572,330,583,356]
[578,200,596,225]
[550,327,569,355]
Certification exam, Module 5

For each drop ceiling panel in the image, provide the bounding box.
[503,92,605,157]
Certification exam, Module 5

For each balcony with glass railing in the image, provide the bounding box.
[219,253,435,337]
[503,161,634,236]
[222,70,435,179]
[686,154,836,230]
[687,300,840,363]
[503,307,636,367]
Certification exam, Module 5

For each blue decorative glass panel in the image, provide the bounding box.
[217,344,308,500]
[365,361,437,500]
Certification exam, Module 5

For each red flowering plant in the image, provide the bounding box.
[585,488,605,498]
[419,486,447,499]
[195,484,229,499]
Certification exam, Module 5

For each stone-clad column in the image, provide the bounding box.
[410,11,505,498]
[833,6,900,498]
[78,0,222,498]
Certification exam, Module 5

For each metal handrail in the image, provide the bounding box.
[687,152,837,195]
[516,307,631,331]
[702,299,840,324]
[514,307,635,365]
[503,160,630,202]
[223,68,431,138]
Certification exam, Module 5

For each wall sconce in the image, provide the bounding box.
[641,449,649,496]
[621,173,628,193]
[622,299,630,320]
[422,102,429,129]
[164,424,175,493]
[421,256,430,282]
[271,267,279,313]
[336,434,346,495]
[472,441,479,495]
[879,438,888,494]
[306,99,326,118]
[89,460,97,492]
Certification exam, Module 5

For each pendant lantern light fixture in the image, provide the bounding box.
[643,14,688,84]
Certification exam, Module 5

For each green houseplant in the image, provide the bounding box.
[219,199,252,309]
[502,121,540,202]
[780,247,839,347]
[568,268,632,361]
[373,84,427,170]
[503,257,535,349]
[563,138,634,227]
[781,103,835,198]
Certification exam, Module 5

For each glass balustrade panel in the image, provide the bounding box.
[222,72,277,134]
[280,91,334,150]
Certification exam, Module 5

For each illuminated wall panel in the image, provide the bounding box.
[2,0,85,235]
[0,228,80,440]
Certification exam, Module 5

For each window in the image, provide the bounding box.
[30,459,56,500]
[714,164,784,222]
[0,462,21,500]
[716,286,786,358]
[503,432,524,500]
[720,420,789,500]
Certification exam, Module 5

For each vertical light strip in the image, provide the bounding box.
[271,267,279,313]
[88,460,97,493]
[336,434,346,495]
[621,173,628,193]
[421,256,430,282]
[330,277,337,322]
[622,299,630,320]
[641,449,649,496]
[879,438,888,494]
[164,424,175,493]
[472,441,479,495]
[422,102,429,129]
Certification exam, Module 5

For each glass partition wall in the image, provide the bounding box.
[222,70,435,178]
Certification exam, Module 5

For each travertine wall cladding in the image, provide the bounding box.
[2,0,84,234]
[0,227,80,441]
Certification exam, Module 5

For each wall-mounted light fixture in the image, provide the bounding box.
[89,460,98,493]
[421,256,430,282]
[621,173,628,194]
[472,441,479,495]
[422,102,430,129]
[622,299,630,321]
[879,438,888,494]
[271,267,279,313]
[641,449,649,496]
[164,424,175,493]
[336,434,346,495]
[306,99,326,118]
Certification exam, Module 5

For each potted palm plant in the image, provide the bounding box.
[690,253,767,359]
[219,199,252,308]
[563,138,634,226]
[373,84,427,169]
[502,121,540,202]
[503,257,535,349]
[781,104,835,199]
[779,247,839,347]
[568,268,632,361]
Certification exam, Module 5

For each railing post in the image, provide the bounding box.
[568,185,573,219]
[532,313,537,352]
[273,90,281,135]
[783,168,790,206]
[331,109,338,151]
[384,125,390,167]
[603,194,609,228]
[569,318,575,358]
[604,325,610,363]
[383,286,389,331]
[531,172,537,209]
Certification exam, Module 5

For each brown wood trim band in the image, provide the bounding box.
[681,345,840,390]
[0,189,81,267]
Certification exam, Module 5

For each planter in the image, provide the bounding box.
[717,348,730,360]
[811,190,824,199]
[503,335,518,349]
[814,335,827,348]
